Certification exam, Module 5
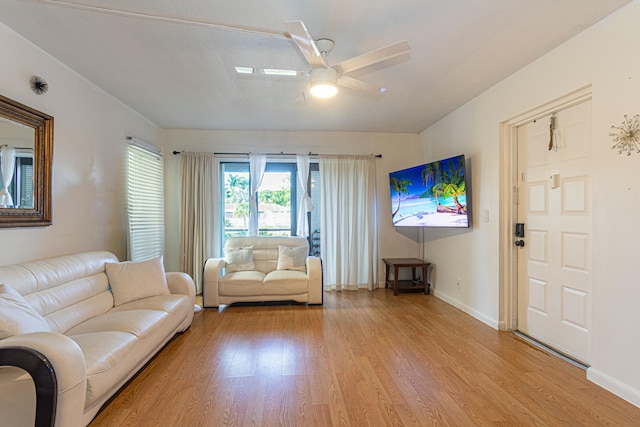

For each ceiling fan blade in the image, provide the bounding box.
[335,41,411,75]
[234,66,307,78]
[338,75,386,95]
[295,88,311,103]
[284,20,328,68]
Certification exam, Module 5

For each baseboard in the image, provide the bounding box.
[433,290,499,330]
[587,367,640,408]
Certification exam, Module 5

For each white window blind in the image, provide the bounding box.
[126,140,164,261]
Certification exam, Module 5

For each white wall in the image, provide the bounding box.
[161,129,421,275]
[418,0,640,406]
[0,22,160,265]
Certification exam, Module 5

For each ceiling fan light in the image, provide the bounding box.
[310,67,338,98]
[310,82,338,98]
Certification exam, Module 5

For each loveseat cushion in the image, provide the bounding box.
[263,270,309,294]
[276,245,308,271]
[68,331,138,406]
[224,246,255,273]
[218,270,265,296]
[224,236,309,273]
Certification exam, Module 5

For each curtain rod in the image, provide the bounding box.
[0,144,31,150]
[172,150,382,158]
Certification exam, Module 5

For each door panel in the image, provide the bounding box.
[516,100,592,365]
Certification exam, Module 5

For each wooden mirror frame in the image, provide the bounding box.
[0,95,53,227]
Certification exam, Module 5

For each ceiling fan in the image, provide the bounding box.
[27,4,410,99]
[236,20,411,99]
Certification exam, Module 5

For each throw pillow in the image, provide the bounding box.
[276,245,307,272]
[224,246,255,273]
[0,283,51,339]
[106,256,170,306]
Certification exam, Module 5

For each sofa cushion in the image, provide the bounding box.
[109,294,192,330]
[218,270,265,296]
[68,331,138,406]
[0,283,51,339]
[224,246,255,273]
[263,270,309,295]
[106,257,169,306]
[109,294,189,316]
[66,309,168,340]
[276,245,307,272]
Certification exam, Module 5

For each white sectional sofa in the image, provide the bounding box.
[0,251,195,427]
[203,236,323,308]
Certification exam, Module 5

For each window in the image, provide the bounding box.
[222,162,250,239]
[309,163,320,256]
[126,141,164,261]
[0,151,33,209]
[221,161,319,247]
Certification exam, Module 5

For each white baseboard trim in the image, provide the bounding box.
[433,290,499,330]
[587,367,640,408]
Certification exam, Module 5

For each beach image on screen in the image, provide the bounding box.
[389,155,468,227]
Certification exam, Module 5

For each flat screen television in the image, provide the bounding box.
[389,154,469,228]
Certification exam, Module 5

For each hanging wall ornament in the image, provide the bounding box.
[548,113,558,151]
[29,75,49,95]
[610,114,640,156]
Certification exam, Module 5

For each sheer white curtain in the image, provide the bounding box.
[296,154,314,237]
[0,146,16,207]
[248,153,266,236]
[319,155,378,290]
[179,152,219,293]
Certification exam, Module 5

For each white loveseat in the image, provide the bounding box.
[203,236,323,308]
[0,251,195,427]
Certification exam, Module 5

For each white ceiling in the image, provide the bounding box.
[0,0,632,133]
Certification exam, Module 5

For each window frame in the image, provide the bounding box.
[220,161,301,242]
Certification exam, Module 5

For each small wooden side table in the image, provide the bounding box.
[382,258,431,296]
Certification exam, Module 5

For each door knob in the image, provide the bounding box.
[515,240,525,247]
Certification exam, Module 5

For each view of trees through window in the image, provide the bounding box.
[224,171,250,235]
[222,163,296,240]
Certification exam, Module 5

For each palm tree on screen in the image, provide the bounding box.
[390,177,412,220]
[440,159,466,213]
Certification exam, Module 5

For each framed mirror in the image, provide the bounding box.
[0,95,53,227]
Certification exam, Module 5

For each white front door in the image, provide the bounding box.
[516,99,592,365]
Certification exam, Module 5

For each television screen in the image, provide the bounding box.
[389,154,469,227]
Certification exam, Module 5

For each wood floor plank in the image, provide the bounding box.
[90,290,640,426]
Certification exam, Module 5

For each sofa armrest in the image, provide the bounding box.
[203,258,225,308]
[0,346,55,427]
[166,272,196,298]
[0,332,87,427]
[306,256,323,305]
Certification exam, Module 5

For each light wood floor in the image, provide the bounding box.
[90,290,640,426]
